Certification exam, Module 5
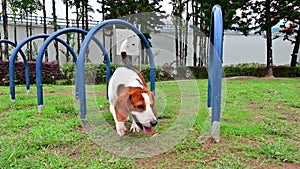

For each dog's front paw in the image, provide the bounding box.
[116,123,127,136]
[130,121,141,133]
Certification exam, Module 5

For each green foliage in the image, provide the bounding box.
[223,64,300,77]
[0,79,299,168]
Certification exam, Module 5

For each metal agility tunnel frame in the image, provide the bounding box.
[35,28,110,112]
[0,40,29,101]
[208,4,223,143]
[9,34,77,103]
[76,19,155,120]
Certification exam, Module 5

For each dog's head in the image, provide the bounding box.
[114,86,157,135]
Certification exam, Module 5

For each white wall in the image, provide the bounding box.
[0,22,298,66]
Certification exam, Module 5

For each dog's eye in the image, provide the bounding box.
[137,105,145,110]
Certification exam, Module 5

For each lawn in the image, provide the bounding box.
[0,78,299,168]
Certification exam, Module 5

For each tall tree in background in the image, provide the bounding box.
[42,0,49,62]
[52,0,60,64]
[8,0,20,44]
[233,0,282,77]
[18,0,42,61]
[98,0,166,64]
[185,0,244,66]
[2,0,9,60]
[184,0,189,66]
[171,0,185,66]
[71,0,82,54]
[62,0,71,62]
[276,0,300,67]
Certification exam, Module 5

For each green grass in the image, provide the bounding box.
[0,79,299,168]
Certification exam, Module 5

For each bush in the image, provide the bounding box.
[223,65,300,78]
[60,63,169,85]
[1,61,299,86]
[0,60,60,86]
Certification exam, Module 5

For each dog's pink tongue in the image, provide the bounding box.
[143,126,153,135]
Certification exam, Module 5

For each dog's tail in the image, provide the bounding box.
[120,39,132,65]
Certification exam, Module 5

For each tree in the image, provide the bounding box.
[15,0,42,61]
[52,0,60,64]
[189,0,245,66]
[170,0,185,66]
[62,0,71,62]
[42,0,49,62]
[69,0,82,54]
[97,0,166,64]
[2,0,9,60]
[234,0,281,77]
[8,0,20,44]
[275,0,300,67]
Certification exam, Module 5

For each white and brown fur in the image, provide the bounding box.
[108,39,157,136]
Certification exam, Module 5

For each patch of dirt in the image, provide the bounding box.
[135,151,196,169]
[134,137,224,168]
[243,161,300,169]
[225,76,298,80]
[45,90,73,95]
[44,90,106,97]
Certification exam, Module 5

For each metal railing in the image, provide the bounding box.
[0,13,183,30]
[0,13,101,28]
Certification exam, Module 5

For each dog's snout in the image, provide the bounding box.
[150,120,158,127]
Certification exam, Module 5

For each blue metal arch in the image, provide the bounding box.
[36,28,109,112]
[9,34,77,102]
[76,19,155,119]
[0,39,30,102]
[207,4,223,143]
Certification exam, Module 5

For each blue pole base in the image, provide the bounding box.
[10,97,16,104]
[211,121,220,143]
[38,105,44,112]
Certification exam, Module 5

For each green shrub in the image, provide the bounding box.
[3,61,298,86]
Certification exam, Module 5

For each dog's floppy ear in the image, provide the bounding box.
[114,88,132,122]
[149,91,157,116]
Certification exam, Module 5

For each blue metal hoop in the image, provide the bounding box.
[9,34,77,102]
[0,40,29,102]
[35,28,109,112]
[76,19,155,119]
[207,4,223,143]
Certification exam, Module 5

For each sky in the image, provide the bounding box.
[39,0,173,21]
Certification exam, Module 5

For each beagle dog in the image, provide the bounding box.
[108,40,157,136]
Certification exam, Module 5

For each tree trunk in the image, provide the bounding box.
[43,0,48,62]
[85,1,89,31]
[175,17,179,67]
[184,0,189,66]
[29,13,33,60]
[101,0,106,61]
[81,2,85,41]
[76,6,81,54]
[66,0,70,62]
[290,29,300,67]
[26,12,31,60]
[0,34,2,60]
[52,0,59,64]
[178,3,183,66]
[192,0,198,66]
[265,0,274,77]
[2,0,9,60]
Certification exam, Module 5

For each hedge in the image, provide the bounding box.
[0,60,60,85]
[0,61,299,86]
